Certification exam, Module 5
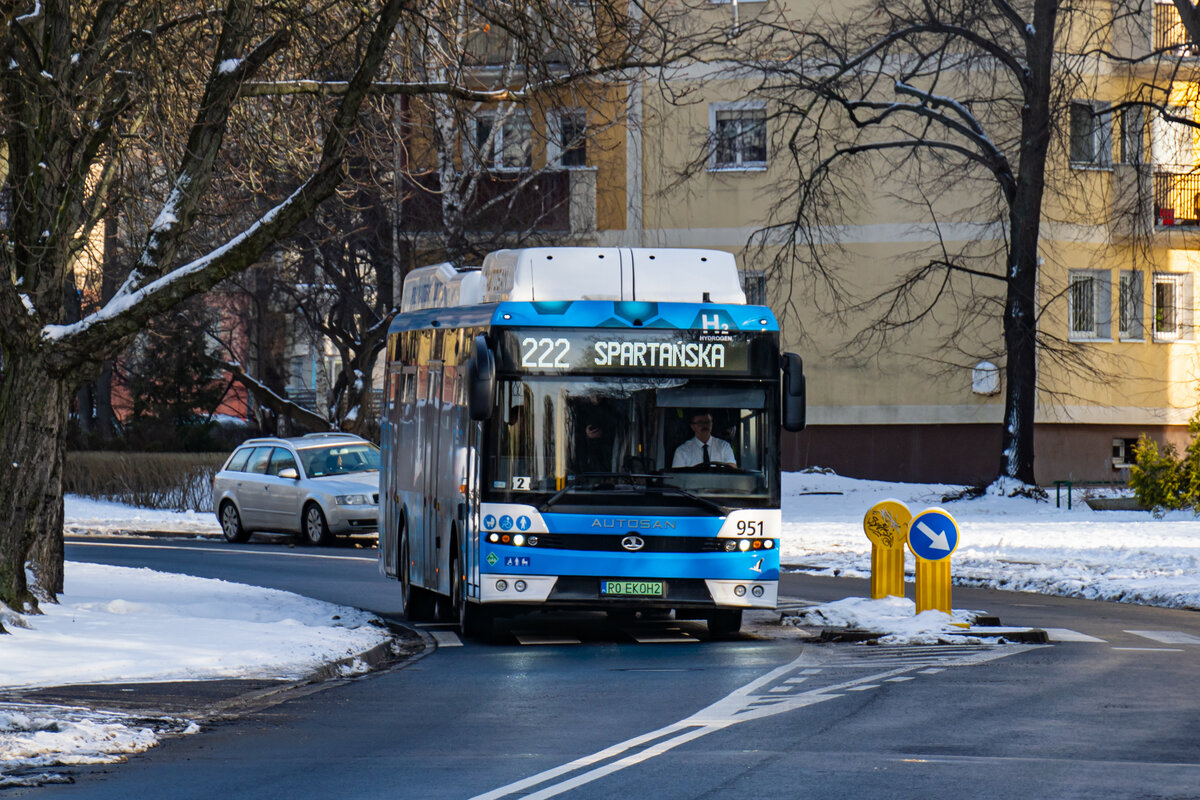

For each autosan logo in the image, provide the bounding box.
[591,518,676,530]
[621,536,645,551]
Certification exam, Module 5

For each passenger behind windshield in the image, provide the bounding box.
[570,395,622,474]
[303,445,381,477]
[671,411,737,468]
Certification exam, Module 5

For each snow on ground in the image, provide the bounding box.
[779,471,1200,611]
[64,496,220,537]
[1,550,389,787]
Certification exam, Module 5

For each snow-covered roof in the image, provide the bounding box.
[481,247,747,304]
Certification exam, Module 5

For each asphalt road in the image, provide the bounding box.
[22,535,1200,799]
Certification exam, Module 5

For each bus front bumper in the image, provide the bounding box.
[478,575,777,609]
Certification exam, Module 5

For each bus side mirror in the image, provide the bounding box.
[781,352,806,432]
[467,335,495,421]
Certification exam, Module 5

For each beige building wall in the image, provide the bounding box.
[593,0,1200,483]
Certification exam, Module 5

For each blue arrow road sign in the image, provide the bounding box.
[907,508,959,561]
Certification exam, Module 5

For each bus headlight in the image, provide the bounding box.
[752,585,764,598]
[734,585,747,597]
[513,534,525,546]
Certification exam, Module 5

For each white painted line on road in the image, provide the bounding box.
[430,630,463,647]
[1125,630,1200,645]
[471,646,1029,800]
[67,540,374,562]
[1111,647,1185,652]
[622,629,698,644]
[885,676,915,682]
[513,632,582,645]
[1043,628,1106,643]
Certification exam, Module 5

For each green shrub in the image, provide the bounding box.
[1130,436,1184,510]
[65,452,227,511]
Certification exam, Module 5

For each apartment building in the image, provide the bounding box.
[364,0,1200,484]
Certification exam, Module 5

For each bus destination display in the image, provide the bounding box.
[500,330,753,375]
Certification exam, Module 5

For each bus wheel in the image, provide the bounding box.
[400,531,435,622]
[303,502,332,546]
[452,551,494,641]
[706,609,743,639]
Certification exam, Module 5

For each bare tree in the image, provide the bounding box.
[0,0,408,625]
[724,0,1200,486]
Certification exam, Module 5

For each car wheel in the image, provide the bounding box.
[303,502,332,546]
[220,502,249,544]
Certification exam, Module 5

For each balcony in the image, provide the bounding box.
[399,168,596,237]
[1154,171,1200,226]
[1155,1,1200,57]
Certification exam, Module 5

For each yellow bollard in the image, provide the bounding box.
[907,508,960,614]
[914,559,952,614]
[863,499,911,599]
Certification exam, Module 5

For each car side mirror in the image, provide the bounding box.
[467,334,496,421]
[781,352,806,432]
[278,467,299,480]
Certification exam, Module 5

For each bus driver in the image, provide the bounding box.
[672,411,736,468]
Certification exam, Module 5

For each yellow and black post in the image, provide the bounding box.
[863,499,912,600]
[906,507,960,614]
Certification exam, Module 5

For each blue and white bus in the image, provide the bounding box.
[379,248,805,638]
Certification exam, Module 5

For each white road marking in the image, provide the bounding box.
[67,540,374,562]
[1125,630,1200,645]
[1043,628,1106,643]
[1111,647,1185,652]
[622,629,698,644]
[471,646,1027,800]
[513,632,582,646]
[430,630,463,647]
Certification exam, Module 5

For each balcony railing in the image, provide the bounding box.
[1154,171,1200,226]
[1155,1,1200,56]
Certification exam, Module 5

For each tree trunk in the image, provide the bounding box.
[999,0,1059,485]
[0,351,70,623]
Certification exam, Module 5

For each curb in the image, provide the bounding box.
[817,626,1050,644]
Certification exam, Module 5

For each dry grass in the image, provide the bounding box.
[65,452,228,511]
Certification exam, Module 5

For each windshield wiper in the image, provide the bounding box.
[539,473,728,515]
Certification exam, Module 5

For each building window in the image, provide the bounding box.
[1112,437,1138,469]
[1068,269,1111,339]
[1153,272,1192,339]
[473,110,532,170]
[1119,270,1143,339]
[549,110,587,168]
[710,103,767,170]
[742,271,767,305]
[1069,101,1112,167]
[1118,106,1145,165]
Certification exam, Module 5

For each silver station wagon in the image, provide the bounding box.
[212,433,380,546]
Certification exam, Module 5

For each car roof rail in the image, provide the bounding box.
[301,432,360,439]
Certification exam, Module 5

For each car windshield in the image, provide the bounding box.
[300,443,381,477]
[482,376,776,507]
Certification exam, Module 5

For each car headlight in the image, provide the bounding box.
[334,494,373,505]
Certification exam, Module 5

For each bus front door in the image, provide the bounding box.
[422,367,443,593]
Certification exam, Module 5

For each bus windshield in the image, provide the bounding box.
[483,376,776,507]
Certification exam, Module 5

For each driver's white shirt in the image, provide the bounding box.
[672,436,736,468]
